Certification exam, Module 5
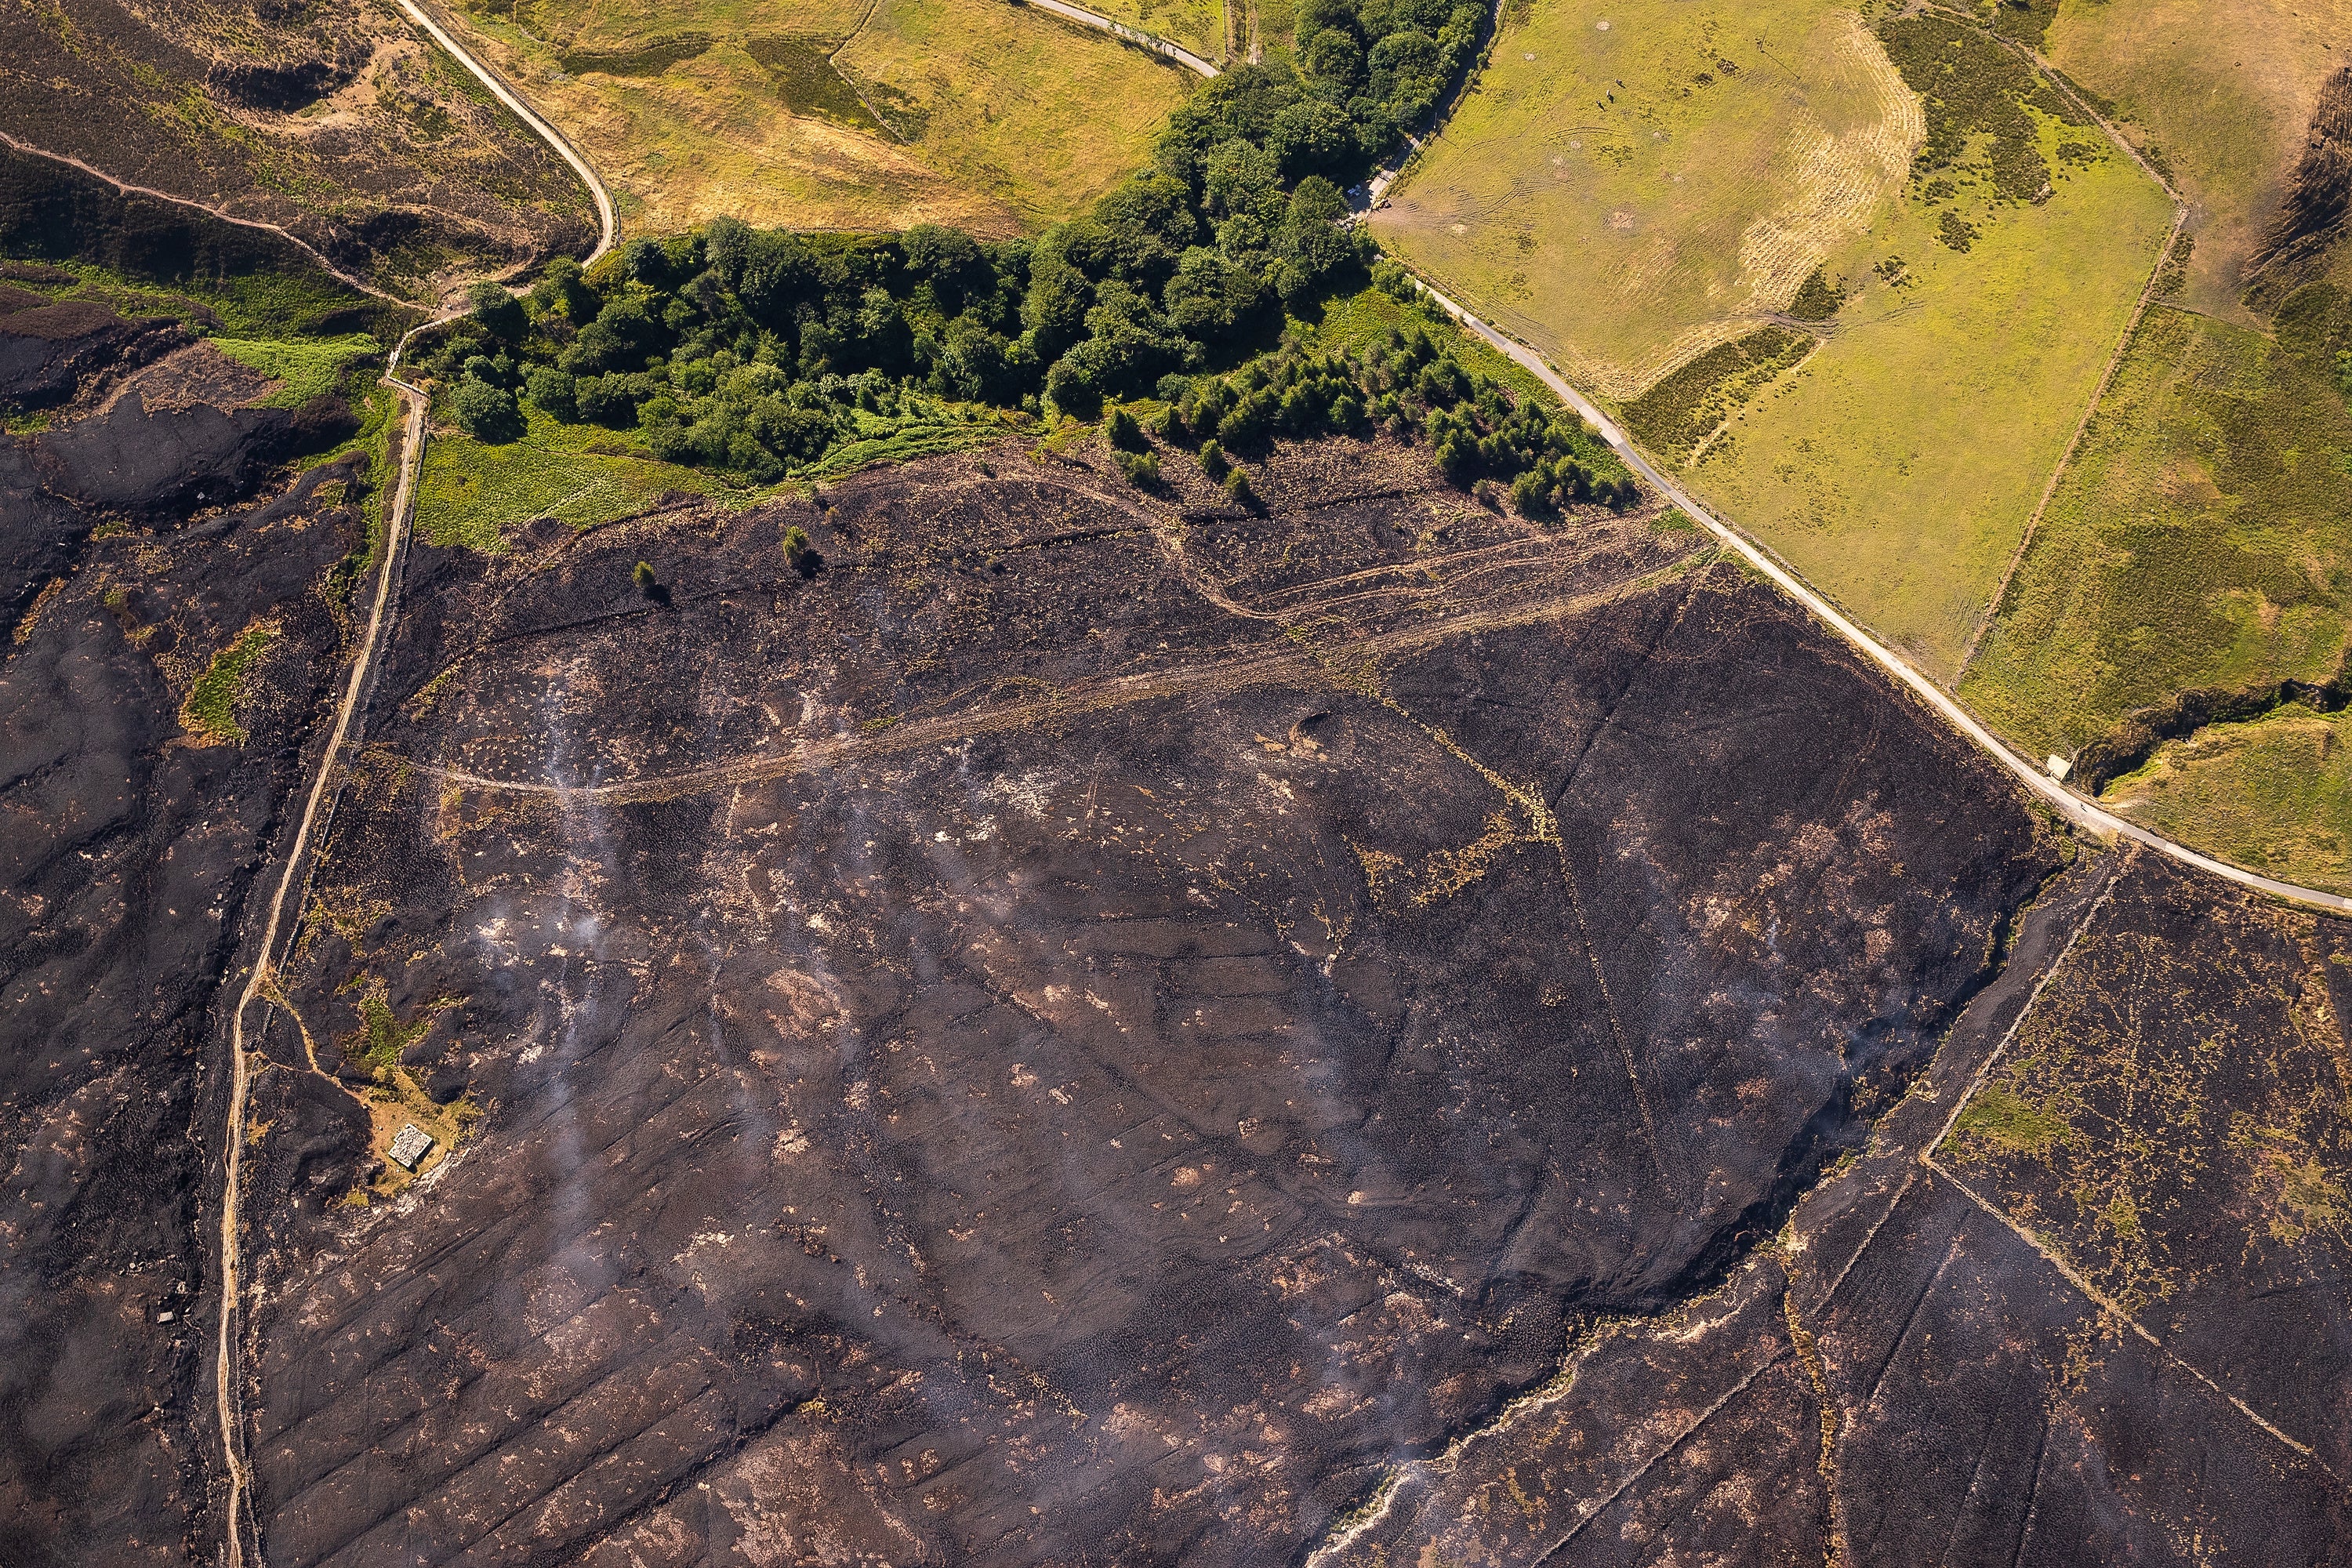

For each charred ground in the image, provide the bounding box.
[0,0,593,294]
[0,292,387,1563]
[1335,850,2352,1566]
[227,433,2076,1564]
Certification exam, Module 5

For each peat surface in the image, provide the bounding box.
[0,299,380,1563]
[238,436,2063,1565]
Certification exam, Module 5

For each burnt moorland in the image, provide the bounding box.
[0,0,592,291]
[228,434,2092,1565]
[0,292,385,1563]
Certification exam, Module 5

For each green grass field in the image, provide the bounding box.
[1958,304,2352,761]
[449,0,1192,238]
[2102,703,2352,895]
[1679,132,2172,677]
[1373,0,2173,679]
[1083,0,1229,64]
[209,334,384,408]
[416,403,728,552]
[1373,0,1921,397]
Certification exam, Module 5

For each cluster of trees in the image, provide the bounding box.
[1138,326,1639,517]
[414,17,1507,484]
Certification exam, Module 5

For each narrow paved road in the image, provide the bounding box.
[1396,272,2352,916]
[394,0,619,263]
[1018,0,1223,75]
[209,16,619,1559]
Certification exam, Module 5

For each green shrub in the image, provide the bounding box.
[1117,448,1161,487]
[1105,406,1145,449]
[525,367,577,421]
[451,379,522,442]
[1198,438,1229,480]
[782,524,818,575]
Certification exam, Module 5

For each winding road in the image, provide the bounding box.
[205,9,2341,1560]
[992,2,2350,916]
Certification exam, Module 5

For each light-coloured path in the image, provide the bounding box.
[212,388,421,1568]
[0,129,401,303]
[394,0,618,271]
[208,14,620,1561]
[1018,0,1222,75]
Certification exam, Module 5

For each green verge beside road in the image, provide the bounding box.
[2101,704,2352,897]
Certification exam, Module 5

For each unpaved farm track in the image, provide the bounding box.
[205,13,618,1555]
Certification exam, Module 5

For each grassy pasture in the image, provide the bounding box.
[1372,0,1921,397]
[1959,304,2352,764]
[1679,133,2171,678]
[416,403,727,552]
[1084,0,1230,64]
[449,0,1191,237]
[2102,704,2352,896]
[2045,0,2352,321]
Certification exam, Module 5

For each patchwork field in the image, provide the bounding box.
[1374,0,1921,397]
[445,0,1195,237]
[1646,15,2172,677]
[1950,0,2352,884]
[1681,159,2169,677]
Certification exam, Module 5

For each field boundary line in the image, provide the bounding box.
[1947,6,2189,682]
[1920,1159,2337,1477]
[1382,260,2352,916]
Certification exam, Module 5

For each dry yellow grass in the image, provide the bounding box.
[2045,0,2352,321]
[440,0,1192,237]
[1374,0,1919,397]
